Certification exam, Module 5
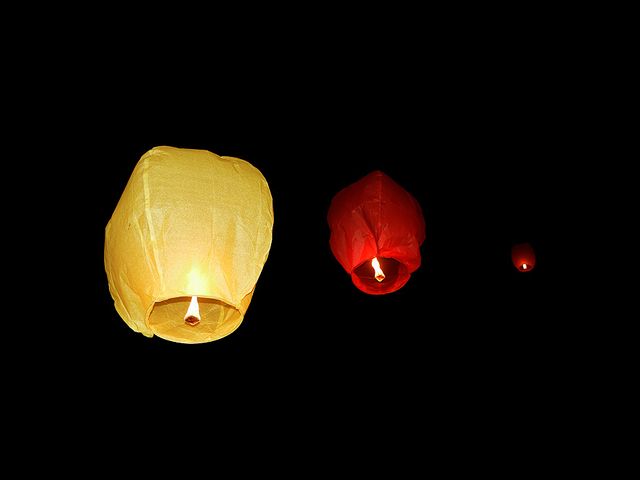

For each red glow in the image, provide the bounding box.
[512,243,536,272]
[328,171,425,294]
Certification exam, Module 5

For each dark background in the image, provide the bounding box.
[29,18,597,457]
[61,101,579,457]
[74,83,568,390]
[4,4,624,471]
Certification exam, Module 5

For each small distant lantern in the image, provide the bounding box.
[104,146,274,343]
[327,171,425,295]
[512,242,536,272]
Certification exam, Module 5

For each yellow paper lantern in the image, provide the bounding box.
[104,146,273,344]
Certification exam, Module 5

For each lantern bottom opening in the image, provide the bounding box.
[351,257,410,295]
[147,296,243,344]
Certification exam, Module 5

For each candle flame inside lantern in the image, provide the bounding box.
[372,257,385,282]
[522,263,528,270]
[184,296,201,326]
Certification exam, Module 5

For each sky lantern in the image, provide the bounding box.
[328,170,425,295]
[512,242,536,272]
[104,146,273,343]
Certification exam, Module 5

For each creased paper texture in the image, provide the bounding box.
[105,146,273,343]
[328,171,424,294]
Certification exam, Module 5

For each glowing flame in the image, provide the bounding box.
[184,296,201,326]
[522,263,528,270]
[372,257,385,282]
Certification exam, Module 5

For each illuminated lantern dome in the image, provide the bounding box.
[328,171,425,295]
[104,146,273,343]
[512,242,536,272]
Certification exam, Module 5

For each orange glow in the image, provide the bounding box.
[512,242,536,272]
[372,257,385,282]
[184,296,201,326]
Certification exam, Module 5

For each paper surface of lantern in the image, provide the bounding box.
[328,171,425,294]
[104,146,273,343]
[512,242,536,272]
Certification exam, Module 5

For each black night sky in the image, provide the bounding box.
[75,91,566,386]
[32,21,598,459]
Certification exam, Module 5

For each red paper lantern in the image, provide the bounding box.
[328,171,425,294]
[512,243,536,272]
